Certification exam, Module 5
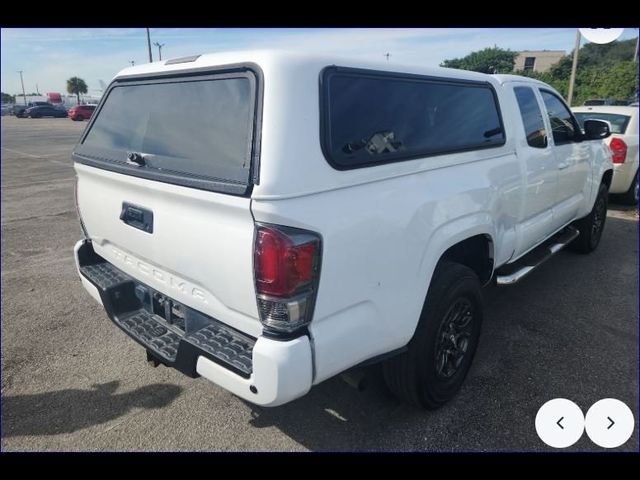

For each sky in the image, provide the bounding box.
[1,28,638,96]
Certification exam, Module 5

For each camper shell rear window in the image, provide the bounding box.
[73,64,262,196]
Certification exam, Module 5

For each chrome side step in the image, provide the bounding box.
[495,226,580,286]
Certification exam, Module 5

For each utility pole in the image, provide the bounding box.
[18,71,26,105]
[36,83,40,95]
[154,42,165,61]
[634,32,638,62]
[567,29,581,107]
[146,28,153,62]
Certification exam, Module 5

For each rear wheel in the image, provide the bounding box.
[74,115,84,121]
[620,171,639,206]
[570,183,608,254]
[383,260,483,409]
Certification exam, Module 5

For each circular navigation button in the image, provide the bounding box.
[535,399,585,448]
[585,399,635,449]
[579,28,624,45]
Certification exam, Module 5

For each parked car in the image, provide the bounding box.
[583,99,630,106]
[73,52,612,409]
[68,104,96,121]
[13,101,53,117]
[573,106,638,204]
[1,104,13,116]
[24,105,68,118]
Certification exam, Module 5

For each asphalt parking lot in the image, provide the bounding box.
[1,115,638,452]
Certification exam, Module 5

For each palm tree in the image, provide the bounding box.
[66,77,88,105]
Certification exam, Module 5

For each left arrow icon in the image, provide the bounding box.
[536,399,584,448]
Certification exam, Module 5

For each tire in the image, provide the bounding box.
[569,182,608,254]
[383,260,483,409]
[75,115,84,121]
[620,171,639,206]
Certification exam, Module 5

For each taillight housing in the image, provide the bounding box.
[254,223,322,335]
[609,137,627,164]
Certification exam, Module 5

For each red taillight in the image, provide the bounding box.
[610,137,627,164]
[255,226,318,297]
[254,223,321,334]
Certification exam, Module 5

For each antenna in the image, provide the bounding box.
[153,42,166,61]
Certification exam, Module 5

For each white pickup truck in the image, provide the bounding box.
[73,51,613,409]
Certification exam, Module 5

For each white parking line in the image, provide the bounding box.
[3,177,75,188]
[607,209,638,221]
[1,147,71,167]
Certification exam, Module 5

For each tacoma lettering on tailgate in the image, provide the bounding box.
[110,247,207,303]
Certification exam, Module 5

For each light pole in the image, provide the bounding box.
[567,29,581,107]
[146,28,153,62]
[18,70,26,105]
[153,42,165,61]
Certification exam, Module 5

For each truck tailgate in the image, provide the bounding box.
[75,162,261,338]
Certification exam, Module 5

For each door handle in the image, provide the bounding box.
[120,202,154,233]
[558,162,569,170]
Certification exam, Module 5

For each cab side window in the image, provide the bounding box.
[540,90,580,144]
[514,86,547,149]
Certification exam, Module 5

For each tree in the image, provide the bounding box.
[443,39,638,106]
[441,47,519,74]
[66,77,88,105]
[549,38,636,79]
[1,92,15,103]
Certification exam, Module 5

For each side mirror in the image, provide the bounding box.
[583,119,611,140]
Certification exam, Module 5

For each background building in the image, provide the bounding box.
[514,50,565,73]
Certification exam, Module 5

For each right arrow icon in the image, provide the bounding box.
[585,399,634,448]
[607,416,615,430]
